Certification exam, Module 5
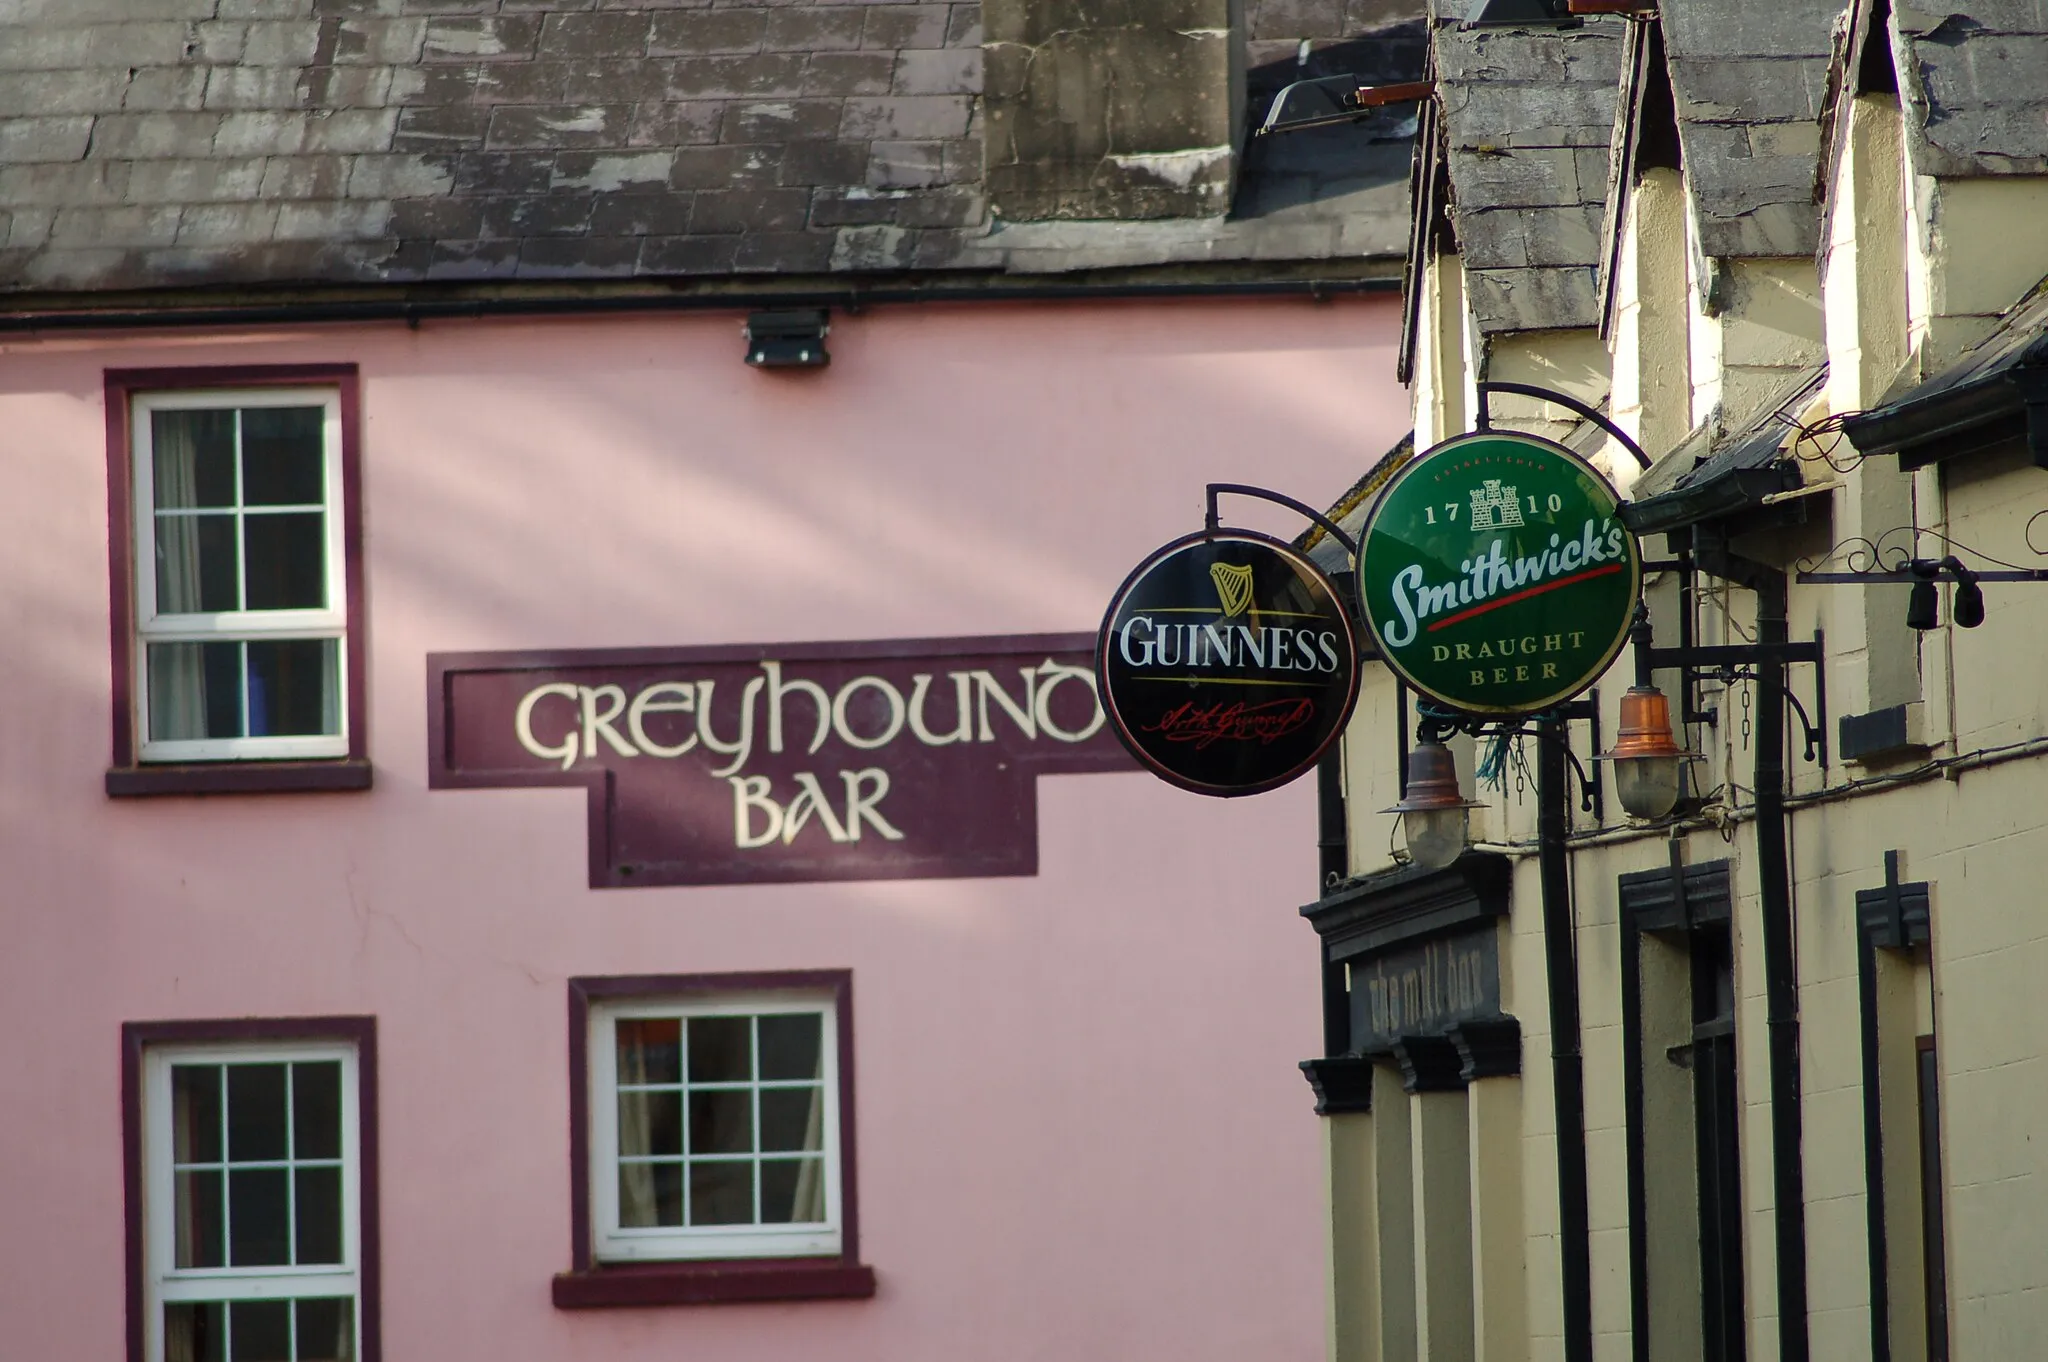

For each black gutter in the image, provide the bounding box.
[1538,715,1594,1362]
[0,275,1400,336]
[1839,360,2048,472]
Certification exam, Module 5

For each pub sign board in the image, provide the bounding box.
[427,634,1132,888]
[1357,432,1641,716]
[1097,530,1359,796]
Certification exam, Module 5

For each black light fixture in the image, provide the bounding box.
[1904,556,1987,630]
[1945,556,1986,628]
[1464,0,1581,28]
[1906,559,1941,630]
[744,309,830,368]
[1384,740,1486,870]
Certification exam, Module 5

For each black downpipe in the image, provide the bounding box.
[1317,751,1350,1057]
[1538,716,1594,1362]
[1753,571,1811,1362]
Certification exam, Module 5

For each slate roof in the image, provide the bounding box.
[0,1,1419,297]
[1424,1,1627,334]
[1892,0,2048,176]
[1661,0,1841,257]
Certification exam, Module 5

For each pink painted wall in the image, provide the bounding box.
[0,296,1407,1361]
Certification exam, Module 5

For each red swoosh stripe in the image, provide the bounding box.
[1425,562,1625,632]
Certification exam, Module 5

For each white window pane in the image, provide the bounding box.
[688,1090,752,1155]
[292,1063,342,1162]
[618,1090,681,1157]
[239,408,324,507]
[617,1018,680,1084]
[149,642,243,740]
[243,513,325,611]
[760,1087,824,1153]
[295,1168,343,1266]
[688,1161,753,1226]
[165,1301,225,1362]
[295,1298,354,1362]
[619,1162,682,1228]
[229,1298,289,1361]
[761,1158,827,1224]
[156,514,239,614]
[172,1066,223,1164]
[687,1017,751,1083]
[227,1066,288,1162]
[152,410,235,509]
[227,1168,290,1267]
[175,1171,225,1269]
[245,639,340,737]
[758,1014,823,1080]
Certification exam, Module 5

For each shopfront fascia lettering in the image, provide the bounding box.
[428,634,1132,888]
[1349,929,1501,1053]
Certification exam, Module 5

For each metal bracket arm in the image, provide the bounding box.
[1205,482,1359,559]
[1474,380,1652,470]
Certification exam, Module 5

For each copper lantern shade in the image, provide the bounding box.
[1598,685,1697,820]
[1384,741,1485,870]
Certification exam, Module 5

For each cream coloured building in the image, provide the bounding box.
[1301,2,2048,1360]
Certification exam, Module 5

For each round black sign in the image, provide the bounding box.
[1097,530,1359,797]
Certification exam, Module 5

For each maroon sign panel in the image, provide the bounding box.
[427,634,1132,888]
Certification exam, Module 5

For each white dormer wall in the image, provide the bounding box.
[1412,250,1474,450]
[1820,90,1925,723]
[1904,175,2048,375]
[1609,167,1695,464]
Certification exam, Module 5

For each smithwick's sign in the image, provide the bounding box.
[1097,531,1359,796]
[1358,432,1641,716]
[427,635,1131,887]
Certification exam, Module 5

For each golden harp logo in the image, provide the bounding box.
[1210,561,1256,618]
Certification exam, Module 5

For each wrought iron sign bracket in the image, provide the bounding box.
[1633,609,1830,771]
[1410,696,1606,820]
[1205,482,1359,558]
[1474,381,1652,470]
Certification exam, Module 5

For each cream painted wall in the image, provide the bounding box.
[1609,169,1694,462]
[1908,175,2048,372]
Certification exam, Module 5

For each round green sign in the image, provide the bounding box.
[1357,432,1641,716]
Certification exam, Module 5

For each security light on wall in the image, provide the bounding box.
[744,309,831,369]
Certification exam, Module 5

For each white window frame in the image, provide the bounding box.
[131,387,348,763]
[589,991,843,1263]
[141,1041,362,1362]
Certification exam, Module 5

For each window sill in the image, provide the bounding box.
[107,760,373,798]
[552,1258,876,1309]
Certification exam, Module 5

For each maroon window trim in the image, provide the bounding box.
[121,1016,381,1362]
[556,971,875,1309]
[104,365,370,797]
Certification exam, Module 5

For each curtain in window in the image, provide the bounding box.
[790,1090,826,1223]
[151,413,209,738]
[616,1030,658,1228]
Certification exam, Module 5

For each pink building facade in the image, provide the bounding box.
[0,296,1410,1361]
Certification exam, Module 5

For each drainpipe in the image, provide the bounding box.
[1694,540,1809,1361]
[1317,751,1350,1056]
[1537,715,1593,1362]
[1752,568,1810,1362]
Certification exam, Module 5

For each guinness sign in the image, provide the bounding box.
[1098,531,1359,796]
[1357,432,1640,716]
